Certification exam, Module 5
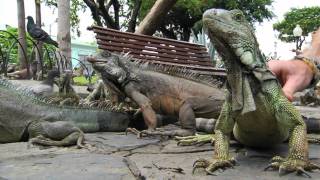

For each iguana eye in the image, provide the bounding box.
[234,13,243,22]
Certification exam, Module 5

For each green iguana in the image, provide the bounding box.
[182,9,320,177]
[88,52,225,136]
[0,78,130,147]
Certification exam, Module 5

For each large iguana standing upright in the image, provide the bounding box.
[186,9,320,177]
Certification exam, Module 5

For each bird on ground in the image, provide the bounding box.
[26,16,59,48]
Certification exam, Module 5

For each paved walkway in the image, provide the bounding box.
[1,80,320,179]
[1,129,320,180]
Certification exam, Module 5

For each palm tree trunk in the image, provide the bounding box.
[35,0,43,79]
[16,0,29,75]
[135,0,177,35]
[57,0,71,70]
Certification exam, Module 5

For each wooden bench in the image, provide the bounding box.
[88,25,226,77]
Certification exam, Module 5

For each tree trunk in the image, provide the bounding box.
[57,0,71,70]
[135,0,177,35]
[83,0,103,26]
[16,0,29,74]
[35,0,43,79]
[127,0,142,32]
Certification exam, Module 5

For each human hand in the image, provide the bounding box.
[267,59,314,101]
[268,27,320,101]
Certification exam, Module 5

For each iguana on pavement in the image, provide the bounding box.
[0,78,130,147]
[87,52,320,138]
[88,52,225,136]
[184,9,320,177]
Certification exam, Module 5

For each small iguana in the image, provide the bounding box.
[88,52,225,136]
[183,9,320,177]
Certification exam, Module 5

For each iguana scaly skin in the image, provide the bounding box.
[189,9,320,176]
[0,78,130,147]
[88,52,225,136]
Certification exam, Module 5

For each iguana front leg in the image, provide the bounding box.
[193,100,236,175]
[265,99,320,177]
[125,85,157,129]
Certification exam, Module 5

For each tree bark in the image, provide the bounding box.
[135,0,177,35]
[127,0,142,32]
[112,0,120,30]
[57,0,71,70]
[35,0,43,79]
[83,0,103,26]
[16,0,28,72]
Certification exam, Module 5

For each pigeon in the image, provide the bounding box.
[26,16,59,47]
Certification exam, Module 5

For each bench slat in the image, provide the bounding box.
[90,25,205,49]
[128,58,226,76]
[88,26,226,77]
[96,40,212,63]
[92,28,207,51]
[96,36,210,57]
[97,44,213,66]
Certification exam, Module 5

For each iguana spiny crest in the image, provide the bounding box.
[89,51,222,90]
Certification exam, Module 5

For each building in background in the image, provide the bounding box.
[71,39,97,66]
[71,39,97,76]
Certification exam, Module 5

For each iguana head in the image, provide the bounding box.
[90,52,127,83]
[88,51,136,94]
[203,9,264,69]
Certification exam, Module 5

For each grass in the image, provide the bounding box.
[73,75,98,86]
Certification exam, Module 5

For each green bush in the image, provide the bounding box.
[0,26,56,66]
[73,75,98,86]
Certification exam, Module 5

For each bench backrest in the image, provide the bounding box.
[88,25,226,76]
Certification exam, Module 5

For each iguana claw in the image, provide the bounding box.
[125,128,143,138]
[192,157,236,175]
[192,158,211,174]
[265,156,320,178]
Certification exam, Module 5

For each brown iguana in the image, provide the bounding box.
[182,8,320,177]
[87,52,320,139]
[88,52,225,136]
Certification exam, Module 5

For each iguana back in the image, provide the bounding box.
[0,78,130,143]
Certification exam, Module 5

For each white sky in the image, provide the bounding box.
[255,0,320,59]
[0,0,319,59]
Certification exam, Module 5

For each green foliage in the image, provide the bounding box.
[0,26,33,64]
[43,0,86,36]
[273,7,320,42]
[73,75,98,86]
[139,0,156,19]
[212,0,275,23]
[0,26,55,66]
[139,0,274,40]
